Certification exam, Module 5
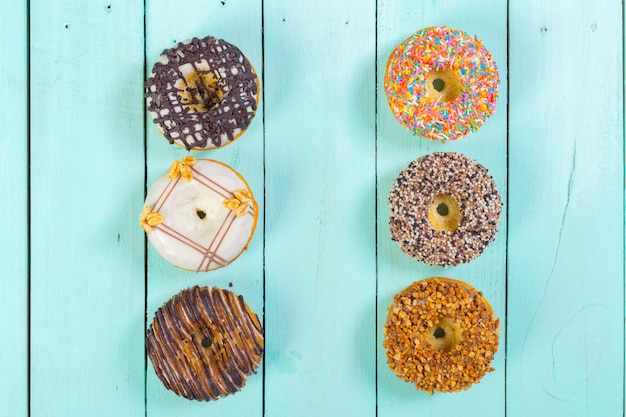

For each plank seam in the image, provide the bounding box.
[261,0,266,416]
[26,0,31,414]
[504,0,510,416]
[623,1,625,416]
[374,0,379,412]
[143,1,148,415]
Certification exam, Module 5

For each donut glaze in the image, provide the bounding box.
[146,36,259,150]
[141,157,258,271]
[147,286,264,401]
[383,277,499,394]
[388,152,502,267]
[384,26,499,141]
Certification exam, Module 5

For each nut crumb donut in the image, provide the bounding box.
[388,152,502,266]
[383,277,499,394]
[146,286,264,401]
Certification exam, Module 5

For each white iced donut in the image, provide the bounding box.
[141,157,258,272]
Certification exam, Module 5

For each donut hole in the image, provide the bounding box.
[428,194,462,232]
[425,68,462,102]
[196,209,207,220]
[177,71,224,113]
[427,317,462,352]
[432,78,445,92]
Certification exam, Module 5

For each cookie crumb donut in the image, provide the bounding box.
[141,157,258,271]
[145,35,259,150]
[384,26,499,141]
[147,286,264,401]
[388,152,502,267]
[383,277,499,394]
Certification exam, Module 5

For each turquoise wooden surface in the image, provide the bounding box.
[507,1,624,415]
[29,0,145,414]
[264,1,376,415]
[0,0,27,416]
[376,1,507,416]
[1,0,623,416]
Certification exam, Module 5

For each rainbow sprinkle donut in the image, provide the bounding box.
[384,26,499,142]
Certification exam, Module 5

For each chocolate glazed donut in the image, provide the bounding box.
[145,36,259,150]
[146,286,264,401]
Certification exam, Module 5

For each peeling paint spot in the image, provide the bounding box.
[540,26,548,35]
[591,22,597,32]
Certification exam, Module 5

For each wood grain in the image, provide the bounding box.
[144,1,264,415]
[28,0,145,414]
[263,0,377,415]
[0,0,28,416]
[7,0,626,415]
[376,1,508,415]
[507,1,624,415]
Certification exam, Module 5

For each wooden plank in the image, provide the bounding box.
[144,1,264,415]
[507,1,624,415]
[29,0,145,414]
[507,1,624,416]
[376,1,508,415]
[263,1,377,416]
[0,0,28,415]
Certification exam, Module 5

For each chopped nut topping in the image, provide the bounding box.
[168,156,197,182]
[222,188,253,217]
[382,277,500,394]
[140,206,165,234]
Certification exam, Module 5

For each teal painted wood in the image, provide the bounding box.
[507,1,624,416]
[144,1,264,415]
[28,0,146,415]
[376,0,508,415]
[0,0,28,416]
[263,1,377,416]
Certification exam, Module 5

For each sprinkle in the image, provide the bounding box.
[384,26,499,141]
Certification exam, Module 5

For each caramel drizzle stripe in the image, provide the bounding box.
[147,319,181,391]
[162,296,207,400]
[153,176,181,213]
[235,294,264,352]
[207,211,238,265]
[199,288,238,396]
[201,289,241,393]
[176,292,223,401]
[196,251,229,273]
[221,291,263,372]
[209,289,246,388]
[182,288,222,399]
[196,211,236,272]
[155,224,207,254]
[190,166,233,199]
[152,303,199,399]
[212,290,253,377]
[192,288,230,398]
[171,290,211,400]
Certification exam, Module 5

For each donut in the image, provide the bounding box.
[388,152,502,267]
[146,286,264,401]
[384,26,499,141]
[145,35,259,150]
[141,156,258,271]
[383,277,499,394]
